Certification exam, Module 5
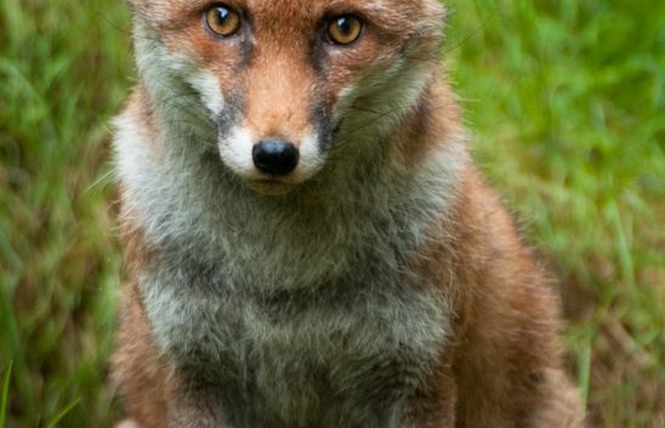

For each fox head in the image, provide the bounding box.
[130,0,446,195]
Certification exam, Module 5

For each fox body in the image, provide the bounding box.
[111,0,585,426]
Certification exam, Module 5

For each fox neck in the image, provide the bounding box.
[117,78,467,293]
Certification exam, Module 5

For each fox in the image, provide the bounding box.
[110,0,586,426]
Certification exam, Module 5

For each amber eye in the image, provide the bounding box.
[205,4,241,37]
[327,15,363,45]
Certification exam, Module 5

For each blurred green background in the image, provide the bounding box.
[0,0,663,426]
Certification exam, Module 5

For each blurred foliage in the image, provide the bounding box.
[0,0,130,425]
[0,0,663,426]
[447,0,665,425]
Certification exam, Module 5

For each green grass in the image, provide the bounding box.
[1,361,12,427]
[446,1,665,425]
[0,0,663,426]
[0,0,129,425]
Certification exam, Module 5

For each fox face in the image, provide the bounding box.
[130,0,445,195]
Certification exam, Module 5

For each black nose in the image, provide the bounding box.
[252,140,300,176]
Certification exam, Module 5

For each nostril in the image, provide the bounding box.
[252,140,300,176]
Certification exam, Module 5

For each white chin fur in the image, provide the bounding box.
[217,127,256,178]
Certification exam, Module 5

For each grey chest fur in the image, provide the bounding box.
[141,254,452,428]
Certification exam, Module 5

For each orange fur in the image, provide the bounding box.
[111,0,585,426]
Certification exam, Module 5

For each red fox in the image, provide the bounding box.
[111,0,586,426]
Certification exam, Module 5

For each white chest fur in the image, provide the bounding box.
[116,110,464,426]
[142,257,451,426]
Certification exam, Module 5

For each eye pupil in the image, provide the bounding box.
[336,17,354,37]
[215,7,231,25]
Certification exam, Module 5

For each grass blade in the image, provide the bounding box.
[0,361,13,428]
[45,397,81,428]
